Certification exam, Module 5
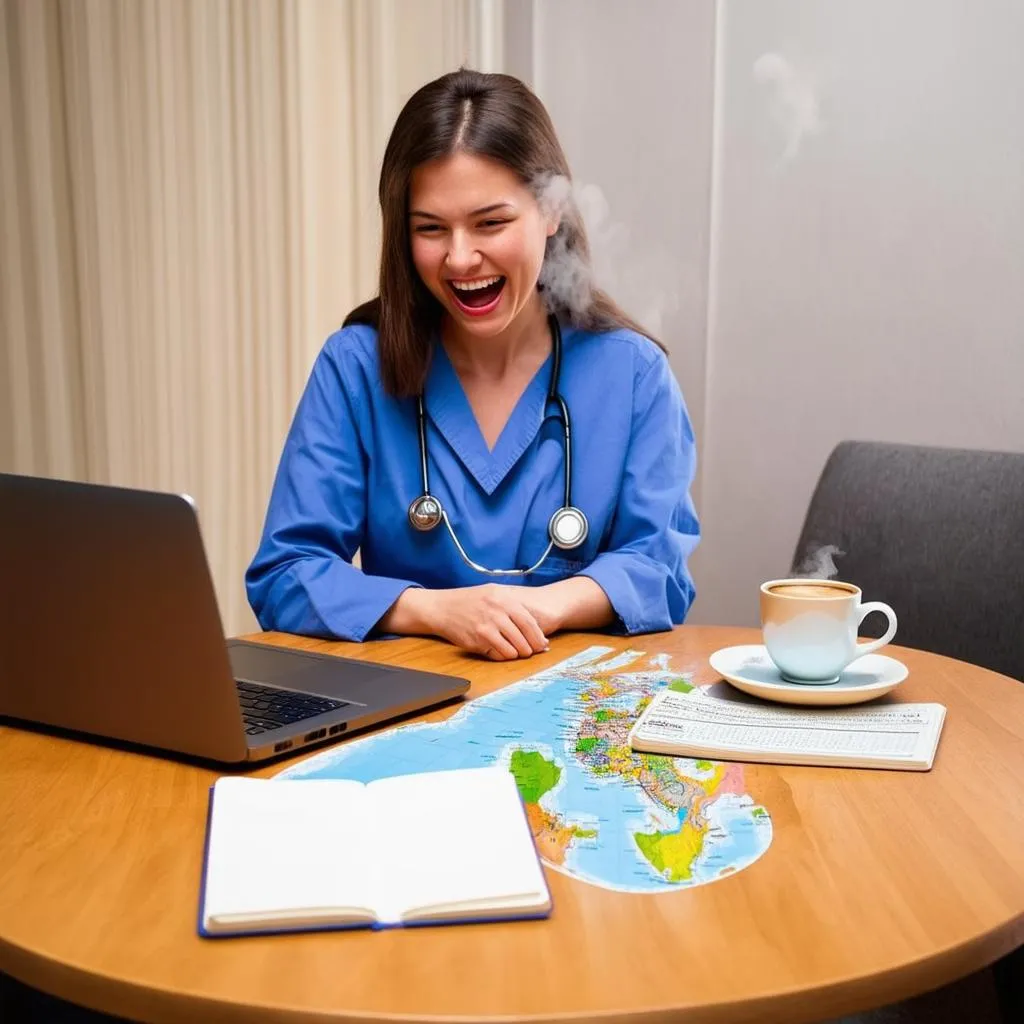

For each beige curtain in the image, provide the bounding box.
[1,0,502,635]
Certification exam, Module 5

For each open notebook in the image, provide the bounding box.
[199,766,552,937]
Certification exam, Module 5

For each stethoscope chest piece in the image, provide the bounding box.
[408,495,442,531]
[549,505,588,550]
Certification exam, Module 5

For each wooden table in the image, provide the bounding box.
[1,626,1023,1024]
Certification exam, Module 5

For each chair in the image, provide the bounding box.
[793,440,1024,682]
[795,440,1024,1024]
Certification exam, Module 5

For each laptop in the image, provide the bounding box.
[0,472,470,764]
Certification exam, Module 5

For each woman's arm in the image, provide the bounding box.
[522,576,615,634]
[245,336,422,642]
[571,351,700,635]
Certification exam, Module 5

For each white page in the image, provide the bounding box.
[367,766,548,923]
[632,691,945,763]
[203,778,374,930]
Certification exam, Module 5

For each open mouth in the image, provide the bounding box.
[447,276,506,316]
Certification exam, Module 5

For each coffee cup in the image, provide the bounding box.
[759,579,898,684]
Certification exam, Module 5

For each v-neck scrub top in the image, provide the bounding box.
[245,322,700,641]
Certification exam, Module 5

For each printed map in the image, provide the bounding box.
[277,646,773,892]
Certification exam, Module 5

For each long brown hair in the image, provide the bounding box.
[344,68,661,397]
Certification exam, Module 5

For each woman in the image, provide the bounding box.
[246,69,700,661]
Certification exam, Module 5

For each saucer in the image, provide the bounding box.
[707,645,909,706]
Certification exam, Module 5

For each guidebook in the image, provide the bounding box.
[628,689,946,771]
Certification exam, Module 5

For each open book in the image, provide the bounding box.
[199,766,551,937]
[628,689,946,771]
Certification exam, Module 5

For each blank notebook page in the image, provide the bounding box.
[369,766,547,922]
[203,778,372,925]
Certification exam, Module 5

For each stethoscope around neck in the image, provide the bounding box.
[407,314,589,576]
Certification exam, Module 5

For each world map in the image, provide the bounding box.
[277,646,773,892]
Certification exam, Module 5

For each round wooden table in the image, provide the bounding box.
[1,626,1023,1024]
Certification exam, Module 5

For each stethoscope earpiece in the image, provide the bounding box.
[408,315,588,575]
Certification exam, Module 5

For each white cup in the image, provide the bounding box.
[759,578,898,684]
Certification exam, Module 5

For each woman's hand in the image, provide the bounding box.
[378,577,613,658]
[381,585,550,660]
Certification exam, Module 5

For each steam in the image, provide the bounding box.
[753,52,822,165]
[535,172,594,319]
[533,172,677,336]
[795,544,844,580]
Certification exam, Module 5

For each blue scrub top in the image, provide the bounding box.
[245,321,700,641]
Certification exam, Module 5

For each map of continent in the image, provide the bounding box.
[277,646,773,892]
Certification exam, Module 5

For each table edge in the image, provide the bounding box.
[3,911,1022,1024]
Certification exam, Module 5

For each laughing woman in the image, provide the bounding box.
[246,69,700,661]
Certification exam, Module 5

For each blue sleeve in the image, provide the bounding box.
[578,352,700,634]
[245,340,420,641]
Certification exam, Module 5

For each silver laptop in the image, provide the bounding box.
[0,473,469,764]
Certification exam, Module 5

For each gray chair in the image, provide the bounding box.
[793,440,1024,682]
[795,440,1023,1024]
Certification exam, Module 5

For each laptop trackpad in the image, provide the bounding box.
[228,643,393,703]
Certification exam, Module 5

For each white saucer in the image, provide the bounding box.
[708,645,909,706]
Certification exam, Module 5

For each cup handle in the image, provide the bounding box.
[854,602,898,658]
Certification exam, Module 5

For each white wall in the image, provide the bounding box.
[522,0,1024,627]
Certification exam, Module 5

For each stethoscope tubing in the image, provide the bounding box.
[408,314,587,575]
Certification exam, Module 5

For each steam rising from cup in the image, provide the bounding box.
[795,544,844,579]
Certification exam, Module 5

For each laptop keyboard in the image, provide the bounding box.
[236,680,350,735]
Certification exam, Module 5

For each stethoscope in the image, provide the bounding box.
[407,315,589,576]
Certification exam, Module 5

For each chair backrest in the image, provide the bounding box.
[792,441,1024,682]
